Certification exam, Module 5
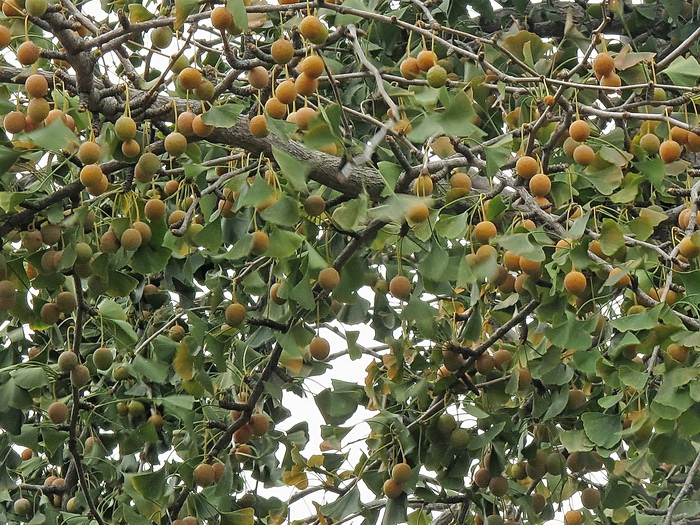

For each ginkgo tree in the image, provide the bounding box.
[0,0,700,523]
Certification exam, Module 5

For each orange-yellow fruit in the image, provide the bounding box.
[250,230,269,255]
[670,126,689,145]
[382,478,403,499]
[177,111,196,136]
[145,199,166,221]
[318,267,340,291]
[247,66,269,89]
[25,74,48,98]
[0,279,16,310]
[210,6,232,30]
[474,467,492,487]
[474,220,497,244]
[593,52,615,78]
[516,155,538,179]
[17,41,40,65]
[573,144,595,166]
[600,72,621,87]
[249,115,268,138]
[47,401,69,424]
[225,302,246,326]
[248,413,270,436]
[400,57,420,79]
[121,139,140,157]
[193,463,215,487]
[298,55,325,78]
[679,236,700,259]
[192,115,214,137]
[265,97,287,120]
[270,38,294,64]
[389,275,411,300]
[519,257,541,275]
[0,25,10,48]
[275,79,297,105]
[164,132,188,157]
[165,180,179,196]
[294,107,317,130]
[309,336,330,360]
[450,171,471,191]
[659,139,682,163]
[120,228,143,251]
[667,343,689,363]
[391,463,411,483]
[80,164,103,187]
[564,270,587,296]
[564,510,582,525]
[270,281,286,305]
[86,175,108,196]
[78,141,101,164]
[416,49,438,71]
[503,251,521,271]
[569,120,590,142]
[300,15,328,44]
[4,111,26,134]
[179,68,202,90]
[529,173,551,197]
[304,195,325,216]
[27,97,50,122]
[581,488,601,509]
[687,132,700,152]
[608,268,630,289]
[413,174,433,196]
[475,244,497,264]
[406,202,430,223]
[295,72,318,97]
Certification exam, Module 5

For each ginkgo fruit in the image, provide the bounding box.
[659,139,682,163]
[568,120,590,142]
[515,155,538,179]
[564,270,587,296]
[389,275,411,300]
[592,52,615,78]
[474,221,497,244]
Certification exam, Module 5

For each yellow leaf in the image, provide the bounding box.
[308,454,324,467]
[173,340,193,380]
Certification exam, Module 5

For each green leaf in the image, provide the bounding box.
[175,0,197,30]
[221,508,255,525]
[272,147,310,192]
[382,492,408,525]
[128,4,154,22]
[201,104,245,128]
[264,228,303,259]
[664,55,700,86]
[0,146,21,176]
[321,486,363,520]
[435,212,468,239]
[581,163,623,195]
[26,120,78,152]
[314,381,363,425]
[260,194,300,226]
[12,367,50,390]
[226,0,248,32]
[127,467,167,500]
[582,412,621,449]
[599,219,625,256]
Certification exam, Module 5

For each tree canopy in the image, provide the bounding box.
[1,0,700,524]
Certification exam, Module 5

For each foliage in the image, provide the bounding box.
[0,0,699,524]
